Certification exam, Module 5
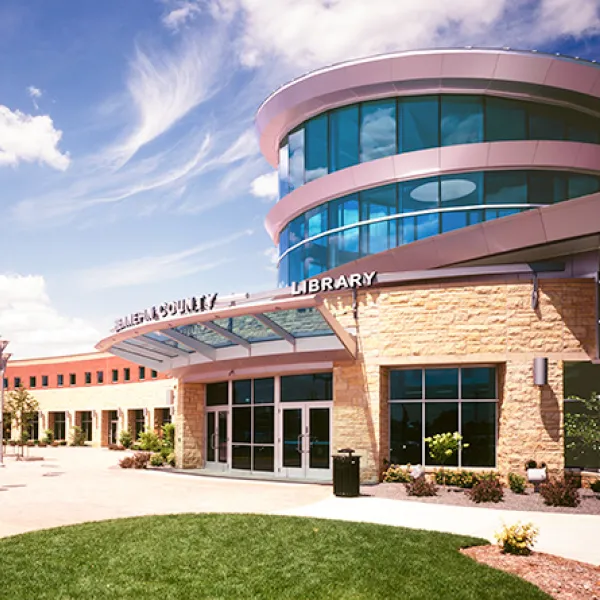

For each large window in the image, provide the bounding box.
[281,373,332,402]
[80,411,93,442]
[278,94,600,199]
[564,362,600,471]
[231,378,275,472]
[389,366,497,467]
[278,169,600,285]
[52,412,66,441]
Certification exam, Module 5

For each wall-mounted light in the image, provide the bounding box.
[533,357,548,386]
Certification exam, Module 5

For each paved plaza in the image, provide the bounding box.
[0,448,598,566]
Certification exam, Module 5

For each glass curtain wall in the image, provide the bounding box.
[279,170,600,285]
[389,366,497,467]
[278,94,600,198]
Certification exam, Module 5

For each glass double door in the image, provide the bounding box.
[280,403,331,481]
[206,409,228,471]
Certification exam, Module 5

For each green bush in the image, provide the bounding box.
[434,470,477,488]
[508,472,526,494]
[382,464,412,483]
[162,422,175,449]
[406,478,437,497]
[160,446,171,460]
[150,453,165,467]
[495,522,538,556]
[590,479,600,493]
[138,431,162,452]
[166,452,176,467]
[119,430,132,449]
[539,478,580,507]
[69,426,86,447]
[467,479,504,503]
[42,429,54,444]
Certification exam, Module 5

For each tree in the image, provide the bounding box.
[423,431,469,486]
[565,393,600,469]
[6,385,39,459]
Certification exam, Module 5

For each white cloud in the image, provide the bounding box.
[250,171,278,201]
[162,1,202,29]
[0,274,100,359]
[78,228,254,290]
[263,246,278,272]
[0,106,70,170]
[27,86,42,99]
[201,0,600,69]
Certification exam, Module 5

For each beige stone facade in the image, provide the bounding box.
[326,277,596,482]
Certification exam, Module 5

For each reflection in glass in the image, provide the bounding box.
[278,140,289,197]
[305,114,328,183]
[218,411,227,463]
[254,378,274,404]
[485,97,526,141]
[253,446,274,472]
[360,185,397,255]
[233,379,251,404]
[232,407,251,443]
[529,105,564,141]
[461,367,496,399]
[441,96,483,146]
[425,368,459,399]
[232,445,251,470]
[390,369,422,400]
[253,406,274,444]
[206,412,215,462]
[461,403,496,467]
[441,173,483,233]
[283,408,302,468]
[425,403,459,466]
[360,100,397,162]
[400,96,439,152]
[390,403,422,465]
[207,382,228,406]
[288,127,305,191]
[281,373,333,402]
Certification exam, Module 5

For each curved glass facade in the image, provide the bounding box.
[278,95,600,198]
[277,170,600,286]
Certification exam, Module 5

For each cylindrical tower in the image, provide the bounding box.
[256,49,600,286]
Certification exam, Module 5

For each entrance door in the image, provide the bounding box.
[280,404,331,481]
[206,409,228,470]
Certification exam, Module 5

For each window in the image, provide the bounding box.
[85,372,92,385]
[207,381,228,406]
[139,366,146,380]
[389,366,497,468]
[52,412,66,441]
[329,105,359,173]
[14,377,21,388]
[399,95,439,153]
[441,96,483,146]
[80,411,93,442]
[304,113,328,183]
[485,97,526,142]
[529,104,564,140]
[123,368,130,382]
[230,377,275,472]
[288,127,305,191]
[42,375,48,388]
[280,373,332,402]
[440,172,483,233]
[112,369,119,383]
[2,378,7,389]
[57,374,64,387]
[151,370,158,379]
[29,376,36,388]
[360,185,397,255]
[28,412,39,441]
[69,373,76,386]
[278,139,289,198]
[96,371,104,384]
[359,99,396,162]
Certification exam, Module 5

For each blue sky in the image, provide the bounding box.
[0,0,599,358]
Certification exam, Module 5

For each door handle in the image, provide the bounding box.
[211,433,217,450]
[296,434,303,454]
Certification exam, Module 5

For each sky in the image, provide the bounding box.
[0,0,599,359]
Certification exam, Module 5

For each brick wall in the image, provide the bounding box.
[175,382,205,468]
[326,278,596,482]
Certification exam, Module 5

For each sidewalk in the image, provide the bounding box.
[274,495,600,566]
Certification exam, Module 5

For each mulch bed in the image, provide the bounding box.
[462,545,600,600]
[361,483,600,515]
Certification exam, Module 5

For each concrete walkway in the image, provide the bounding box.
[1,448,598,566]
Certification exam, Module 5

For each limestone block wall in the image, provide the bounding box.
[175,381,205,468]
[326,278,596,482]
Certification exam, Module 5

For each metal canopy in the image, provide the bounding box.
[103,304,355,373]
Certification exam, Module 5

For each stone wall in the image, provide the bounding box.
[326,278,596,482]
[175,382,205,469]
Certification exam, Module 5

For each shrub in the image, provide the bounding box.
[508,472,527,494]
[59,440,67,446]
[435,470,478,488]
[383,464,412,483]
[138,431,162,453]
[160,446,172,460]
[42,429,54,444]
[477,471,500,482]
[424,432,468,479]
[539,478,581,507]
[590,479,600,493]
[166,452,176,467]
[119,456,134,469]
[162,423,175,449]
[564,471,582,489]
[119,430,132,449]
[69,426,86,447]
[150,453,165,467]
[467,479,504,503]
[131,443,141,451]
[525,459,538,469]
[495,522,539,556]
[406,478,437,497]
[132,452,151,469]
[108,444,125,451]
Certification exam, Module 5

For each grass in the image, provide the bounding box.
[0,514,550,599]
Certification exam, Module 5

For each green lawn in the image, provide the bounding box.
[0,514,549,599]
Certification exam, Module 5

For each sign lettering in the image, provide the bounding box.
[291,271,377,295]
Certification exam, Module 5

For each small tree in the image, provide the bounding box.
[424,432,469,486]
[70,426,86,447]
[565,393,600,468]
[6,385,39,459]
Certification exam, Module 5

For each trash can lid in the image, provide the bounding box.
[338,448,355,455]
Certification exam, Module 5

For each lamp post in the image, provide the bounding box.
[0,339,11,467]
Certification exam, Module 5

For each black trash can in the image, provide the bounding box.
[333,448,361,497]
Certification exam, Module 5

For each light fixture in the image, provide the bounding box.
[533,358,548,386]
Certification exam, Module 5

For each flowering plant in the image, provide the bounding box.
[424,432,468,486]
[495,522,538,555]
